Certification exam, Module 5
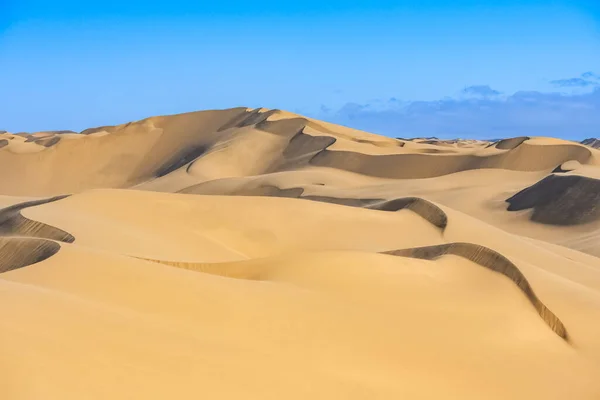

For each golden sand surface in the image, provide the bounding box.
[2,108,600,399]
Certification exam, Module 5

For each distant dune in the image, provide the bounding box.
[2,107,600,399]
[581,137,600,149]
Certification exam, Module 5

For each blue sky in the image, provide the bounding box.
[1,0,599,138]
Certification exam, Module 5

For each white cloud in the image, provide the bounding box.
[315,82,600,140]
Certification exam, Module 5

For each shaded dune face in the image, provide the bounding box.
[228,184,306,199]
[283,131,337,159]
[0,237,60,273]
[552,163,575,173]
[0,197,74,274]
[80,126,114,135]
[0,196,75,242]
[365,198,448,230]
[35,136,61,147]
[155,145,210,177]
[581,138,600,149]
[216,107,281,131]
[19,133,62,146]
[384,243,568,340]
[0,197,72,273]
[507,175,600,225]
[310,142,592,179]
[493,136,530,150]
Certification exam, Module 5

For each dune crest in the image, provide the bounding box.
[0,196,75,242]
[385,243,568,340]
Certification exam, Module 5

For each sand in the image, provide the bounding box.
[2,107,600,399]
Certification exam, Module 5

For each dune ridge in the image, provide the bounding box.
[310,141,593,179]
[0,196,75,242]
[492,136,530,150]
[195,182,450,230]
[384,243,568,340]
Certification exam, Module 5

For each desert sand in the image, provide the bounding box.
[2,107,600,399]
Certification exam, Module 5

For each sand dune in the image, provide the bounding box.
[2,107,600,399]
[581,137,600,149]
[507,174,600,225]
